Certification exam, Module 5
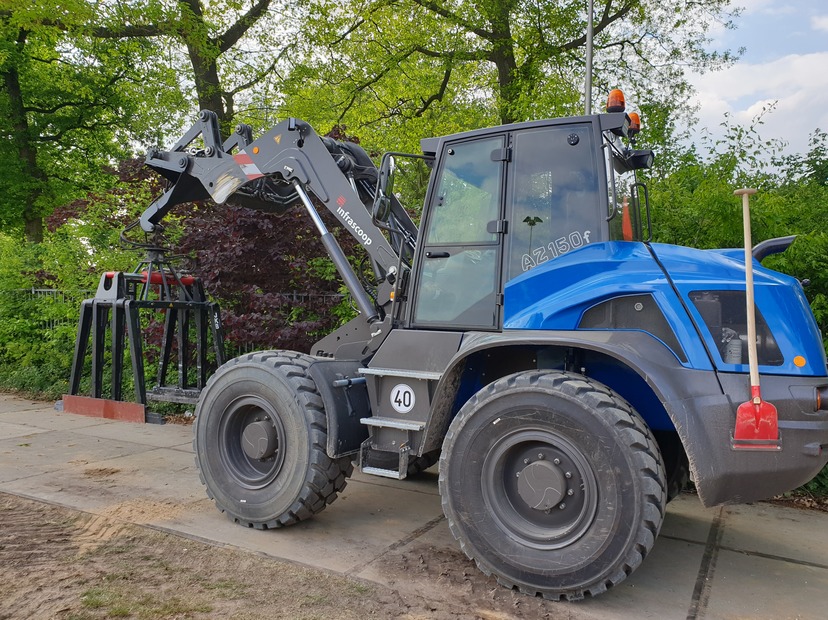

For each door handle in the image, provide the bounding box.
[425,251,450,259]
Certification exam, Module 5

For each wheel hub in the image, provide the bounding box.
[482,429,599,550]
[517,460,566,510]
[242,420,278,459]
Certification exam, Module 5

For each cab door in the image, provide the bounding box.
[410,135,507,330]
[504,123,604,282]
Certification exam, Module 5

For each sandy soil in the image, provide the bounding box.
[0,493,567,620]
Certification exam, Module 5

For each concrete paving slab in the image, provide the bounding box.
[0,445,204,510]
[157,476,445,574]
[0,420,51,440]
[720,502,828,568]
[0,395,55,413]
[660,492,719,544]
[70,417,193,449]
[577,536,707,620]
[705,548,828,619]
[352,518,488,600]
[0,429,156,484]
[0,405,111,431]
[352,467,442,496]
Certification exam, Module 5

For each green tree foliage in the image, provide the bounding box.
[0,158,161,397]
[87,0,287,133]
[279,0,739,147]
[764,131,828,349]
[649,109,784,249]
[0,2,154,241]
[1,0,286,243]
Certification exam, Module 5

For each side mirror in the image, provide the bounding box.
[373,154,396,223]
[628,149,654,170]
[612,148,654,173]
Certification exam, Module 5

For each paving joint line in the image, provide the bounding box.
[347,514,446,576]
[686,505,726,620]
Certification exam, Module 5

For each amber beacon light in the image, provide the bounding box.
[606,89,626,113]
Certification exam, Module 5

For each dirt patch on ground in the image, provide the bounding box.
[766,494,828,513]
[0,493,570,620]
[83,467,121,479]
[373,543,562,619]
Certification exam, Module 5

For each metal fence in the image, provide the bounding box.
[0,288,345,348]
[0,288,91,331]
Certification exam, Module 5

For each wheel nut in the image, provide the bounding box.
[553,458,561,465]
[565,472,572,479]
[559,503,566,509]
[537,453,544,460]
[524,459,530,464]
[567,489,574,496]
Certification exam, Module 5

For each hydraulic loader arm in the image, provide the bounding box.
[141,111,418,323]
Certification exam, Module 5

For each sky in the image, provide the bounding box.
[687,0,828,156]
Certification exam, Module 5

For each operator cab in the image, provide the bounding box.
[382,91,653,332]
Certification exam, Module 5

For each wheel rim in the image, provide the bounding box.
[217,396,287,489]
[481,428,599,550]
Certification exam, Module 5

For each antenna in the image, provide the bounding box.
[585,0,594,115]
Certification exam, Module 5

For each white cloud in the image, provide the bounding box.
[812,15,828,33]
[737,0,793,16]
[689,52,828,155]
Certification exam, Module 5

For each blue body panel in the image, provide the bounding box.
[503,241,827,377]
[656,243,827,376]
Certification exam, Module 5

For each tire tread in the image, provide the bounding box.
[439,369,667,601]
[194,350,353,529]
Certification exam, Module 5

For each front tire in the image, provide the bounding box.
[194,350,353,528]
[439,370,666,600]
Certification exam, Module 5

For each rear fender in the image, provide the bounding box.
[422,330,728,500]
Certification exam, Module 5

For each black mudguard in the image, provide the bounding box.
[425,330,828,506]
[306,359,370,458]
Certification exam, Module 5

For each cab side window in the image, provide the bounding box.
[506,126,601,280]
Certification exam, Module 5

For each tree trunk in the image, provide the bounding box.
[23,216,43,243]
[490,44,519,125]
[187,42,229,126]
[486,5,520,125]
[3,29,46,243]
[181,0,231,134]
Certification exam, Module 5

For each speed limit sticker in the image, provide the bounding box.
[390,383,415,414]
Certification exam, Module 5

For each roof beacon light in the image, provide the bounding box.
[628,112,641,137]
[607,89,626,113]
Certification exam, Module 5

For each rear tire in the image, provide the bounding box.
[194,350,353,528]
[439,370,666,600]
